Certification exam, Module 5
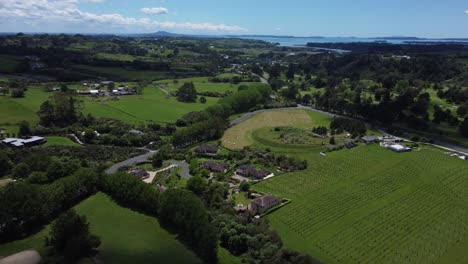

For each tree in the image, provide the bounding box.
[460,117,468,138]
[0,152,11,177]
[302,94,312,105]
[329,137,336,145]
[18,121,31,137]
[83,128,96,143]
[0,87,9,96]
[199,96,207,104]
[457,105,467,118]
[152,155,163,168]
[11,89,25,98]
[47,210,100,261]
[177,82,198,103]
[60,83,69,93]
[11,163,30,179]
[239,181,250,192]
[186,176,207,196]
[47,160,65,181]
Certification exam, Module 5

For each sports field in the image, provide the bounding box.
[253,144,468,264]
[0,193,202,264]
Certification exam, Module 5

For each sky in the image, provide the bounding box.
[0,0,467,38]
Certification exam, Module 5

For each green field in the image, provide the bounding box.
[155,77,255,94]
[0,86,219,127]
[0,88,51,131]
[43,136,81,147]
[253,144,468,264]
[0,193,202,264]
[83,88,219,123]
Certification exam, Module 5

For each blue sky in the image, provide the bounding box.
[0,0,467,37]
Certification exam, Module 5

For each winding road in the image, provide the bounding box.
[104,150,158,174]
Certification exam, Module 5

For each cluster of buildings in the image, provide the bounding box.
[77,81,137,96]
[361,135,412,153]
[1,136,46,148]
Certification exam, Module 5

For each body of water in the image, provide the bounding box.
[236,36,468,47]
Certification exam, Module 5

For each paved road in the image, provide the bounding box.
[167,160,192,178]
[105,150,157,174]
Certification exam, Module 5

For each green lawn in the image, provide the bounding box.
[43,136,81,147]
[253,144,468,264]
[0,193,202,264]
[155,77,255,94]
[83,88,219,123]
[0,88,51,128]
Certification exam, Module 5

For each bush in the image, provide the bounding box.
[11,162,30,179]
[28,172,49,184]
[47,209,101,261]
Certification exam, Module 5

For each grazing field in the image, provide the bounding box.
[83,88,219,123]
[253,144,468,264]
[155,77,256,94]
[0,193,201,264]
[0,86,219,127]
[0,88,51,128]
[43,136,81,147]
[222,109,332,150]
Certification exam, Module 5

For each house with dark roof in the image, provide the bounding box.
[361,136,378,144]
[195,144,219,156]
[129,169,150,180]
[236,165,271,180]
[200,161,228,173]
[250,195,281,214]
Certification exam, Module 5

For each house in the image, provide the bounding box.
[388,144,411,153]
[200,161,228,173]
[250,195,281,214]
[361,136,378,144]
[1,136,46,148]
[129,169,150,180]
[344,141,358,149]
[195,144,219,155]
[236,165,271,180]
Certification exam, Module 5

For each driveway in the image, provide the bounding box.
[105,150,158,174]
[167,160,192,178]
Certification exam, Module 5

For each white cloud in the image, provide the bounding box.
[465,10,468,14]
[0,0,247,32]
[141,7,168,15]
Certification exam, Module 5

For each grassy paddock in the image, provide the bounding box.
[222,109,313,150]
[0,193,201,264]
[43,136,81,147]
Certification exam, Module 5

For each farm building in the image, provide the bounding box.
[129,169,150,180]
[236,165,272,180]
[250,195,281,214]
[388,144,412,153]
[361,136,378,144]
[1,136,46,148]
[200,161,228,173]
[195,144,219,155]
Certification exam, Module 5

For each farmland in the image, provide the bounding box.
[253,144,468,264]
[0,193,202,264]
[222,109,320,150]
[43,136,81,147]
